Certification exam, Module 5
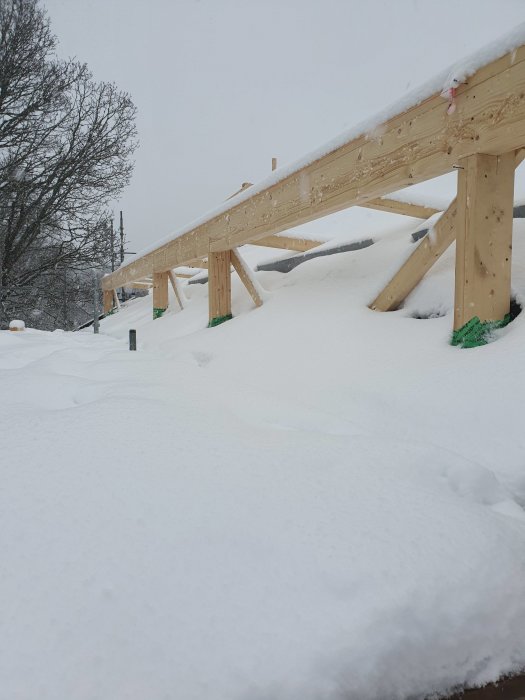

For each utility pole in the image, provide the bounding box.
[110,219,116,272]
[119,211,125,302]
[93,271,99,334]
[119,210,124,264]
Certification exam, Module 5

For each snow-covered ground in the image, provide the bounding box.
[2,220,525,700]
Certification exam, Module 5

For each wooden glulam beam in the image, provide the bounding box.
[248,235,322,252]
[102,46,525,291]
[360,198,440,219]
[228,182,323,251]
[370,149,525,312]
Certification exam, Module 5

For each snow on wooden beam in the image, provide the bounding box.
[102,45,525,292]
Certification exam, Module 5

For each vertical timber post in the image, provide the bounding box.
[103,290,114,315]
[452,152,515,347]
[153,271,169,319]
[208,250,232,327]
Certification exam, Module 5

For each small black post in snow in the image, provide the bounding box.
[129,329,136,351]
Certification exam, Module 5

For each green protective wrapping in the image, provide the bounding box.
[451,314,511,348]
[208,314,233,328]
[153,307,166,319]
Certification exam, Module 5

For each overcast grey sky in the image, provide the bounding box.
[43,0,525,253]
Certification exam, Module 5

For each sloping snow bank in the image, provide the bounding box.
[2,223,525,700]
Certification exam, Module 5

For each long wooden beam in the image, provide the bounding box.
[103,45,525,291]
[370,149,525,312]
[360,198,440,219]
[248,235,322,252]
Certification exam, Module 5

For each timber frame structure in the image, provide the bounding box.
[103,42,525,340]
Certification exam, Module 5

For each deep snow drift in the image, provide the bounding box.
[2,221,525,700]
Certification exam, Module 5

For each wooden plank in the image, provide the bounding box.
[454,152,515,329]
[371,149,525,312]
[168,270,184,310]
[370,201,457,311]
[230,248,263,308]
[248,235,322,252]
[123,282,152,289]
[113,289,121,310]
[102,45,525,291]
[186,260,208,269]
[443,672,525,700]
[152,271,169,311]
[208,251,232,323]
[360,198,440,219]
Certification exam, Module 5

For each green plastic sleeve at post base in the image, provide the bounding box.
[153,307,166,319]
[208,314,233,328]
[451,314,510,348]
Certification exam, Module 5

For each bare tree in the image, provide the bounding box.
[0,0,138,328]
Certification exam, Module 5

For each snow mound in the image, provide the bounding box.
[2,221,525,700]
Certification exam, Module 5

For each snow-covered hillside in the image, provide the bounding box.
[2,219,525,700]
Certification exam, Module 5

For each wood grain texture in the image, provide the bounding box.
[360,198,440,219]
[454,152,515,328]
[208,251,232,321]
[371,149,525,312]
[102,46,525,291]
[152,271,169,311]
[370,200,457,311]
[248,235,322,252]
[103,290,114,314]
[168,270,184,310]
[230,248,263,308]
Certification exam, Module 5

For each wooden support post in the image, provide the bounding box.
[103,290,114,314]
[113,289,121,310]
[168,270,184,310]
[208,250,232,326]
[371,149,525,313]
[231,248,263,308]
[152,271,169,319]
[454,152,515,330]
